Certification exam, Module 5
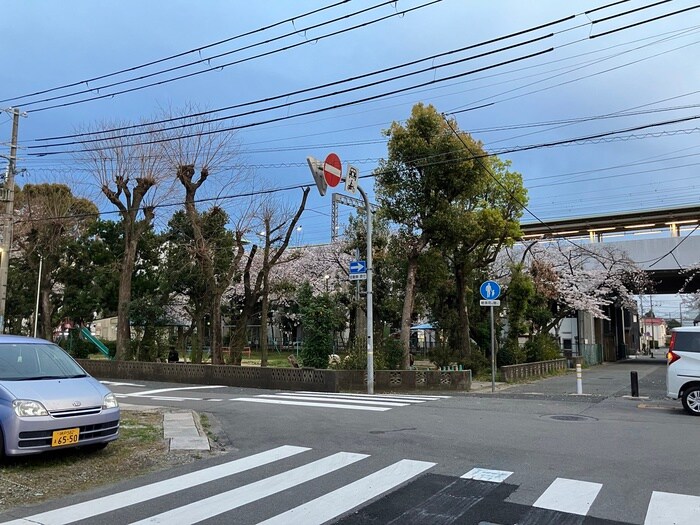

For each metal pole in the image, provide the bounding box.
[490,305,495,393]
[630,371,639,397]
[33,256,43,338]
[358,185,373,394]
[576,363,583,395]
[0,108,20,333]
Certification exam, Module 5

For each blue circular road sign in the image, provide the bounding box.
[480,280,501,300]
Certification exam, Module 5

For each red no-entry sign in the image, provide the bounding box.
[323,153,342,188]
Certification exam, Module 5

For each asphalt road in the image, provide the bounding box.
[1,360,697,525]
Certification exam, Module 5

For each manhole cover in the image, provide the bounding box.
[544,414,598,422]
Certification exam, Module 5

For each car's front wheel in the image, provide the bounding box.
[681,386,700,416]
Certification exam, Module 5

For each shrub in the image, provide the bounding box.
[525,333,561,362]
[376,337,403,370]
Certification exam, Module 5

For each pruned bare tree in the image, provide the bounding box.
[159,105,248,364]
[79,122,170,360]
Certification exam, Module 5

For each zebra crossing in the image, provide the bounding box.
[231,391,451,411]
[105,381,451,412]
[2,445,698,525]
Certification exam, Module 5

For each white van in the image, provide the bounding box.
[666,327,700,416]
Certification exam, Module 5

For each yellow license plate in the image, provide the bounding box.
[51,428,79,447]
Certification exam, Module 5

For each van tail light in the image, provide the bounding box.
[667,350,680,365]
[669,331,676,352]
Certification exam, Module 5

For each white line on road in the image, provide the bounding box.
[232,398,391,411]
[119,385,227,397]
[1,445,310,525]
[262,394,410,407]
[533,477,602,516]
[130,452,369,525]
[100,381,146,387]
[645,491,700,525]
[295,391,451,401]
[257,459,435,525]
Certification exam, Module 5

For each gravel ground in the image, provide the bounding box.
[0,409,225,510]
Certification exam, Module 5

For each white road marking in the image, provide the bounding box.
[644,491,700,525]
[260,394,409,407]
[257,459,435,525]
[2,445,310,525]
[119,385,227,397]
[533,477,602,516]
[461,468,513,483]
[130,452,369,525]
[232,397,391,411]
[295,391,451,401]
[100,381,146,387]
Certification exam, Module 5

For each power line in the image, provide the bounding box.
[26,0,443,113]
[26,48,554,156]
[0,0,352,105]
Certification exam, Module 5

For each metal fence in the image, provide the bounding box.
[581,344,603,366]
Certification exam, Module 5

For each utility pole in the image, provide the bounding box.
[0,108,21,333]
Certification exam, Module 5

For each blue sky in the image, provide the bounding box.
[2,0,700,246]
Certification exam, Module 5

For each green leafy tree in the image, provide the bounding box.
[60,219,122,326]
[376,103,526,365]
[13,183,98,339]
[297,283,344,368]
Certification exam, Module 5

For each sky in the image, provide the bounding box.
[2,0,700,250]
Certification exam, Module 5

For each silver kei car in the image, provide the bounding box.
[0,335,119,457]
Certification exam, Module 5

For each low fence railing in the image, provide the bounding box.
[78,360,471,392]
[500,358,567,383]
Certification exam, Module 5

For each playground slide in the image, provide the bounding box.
[80,327,111,358]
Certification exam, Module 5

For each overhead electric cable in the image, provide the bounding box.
[27,48,553,156]
[591,4,700,38]
[21,0,401,110]
[0,0,351,105]
[27,0,443,113]
[32,33,553,147]
[22,0,651,115]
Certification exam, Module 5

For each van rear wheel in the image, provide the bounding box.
[681,386,700,416]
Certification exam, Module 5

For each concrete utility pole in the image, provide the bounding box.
[0,108,20,333]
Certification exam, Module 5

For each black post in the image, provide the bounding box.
[631,371,639,397]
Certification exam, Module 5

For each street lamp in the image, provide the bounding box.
[324,274,330,293]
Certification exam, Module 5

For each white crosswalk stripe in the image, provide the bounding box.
[1,445,309,525]
[533,477,603,516]
[232,391,450,412]
[131,452,370,525]
[644,491,700,525]
[257,459,436,525]
[2,446,697,525]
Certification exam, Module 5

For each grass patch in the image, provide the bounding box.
[0,410,207,510]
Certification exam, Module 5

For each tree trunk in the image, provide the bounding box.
[260,274,269,367]
[400,255,419,369]
[210,292,223,365]
[115,235,137,360]
[454,265,472,359]
[39,264,52,340]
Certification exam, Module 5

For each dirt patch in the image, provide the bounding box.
[0,409,225,510]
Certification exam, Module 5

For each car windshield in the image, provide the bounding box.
[0,343,86,381]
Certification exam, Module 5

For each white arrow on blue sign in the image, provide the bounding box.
[480,280,501,300]
[350,261,367,274]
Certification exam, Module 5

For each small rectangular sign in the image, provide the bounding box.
[349,273,367,281]
[480,299,500,307]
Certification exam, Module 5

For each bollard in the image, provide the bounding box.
[631,371,639,397]
[576,363,583,395]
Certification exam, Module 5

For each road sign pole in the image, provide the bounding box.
[358,184,373,395]
[490,305,496,393]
